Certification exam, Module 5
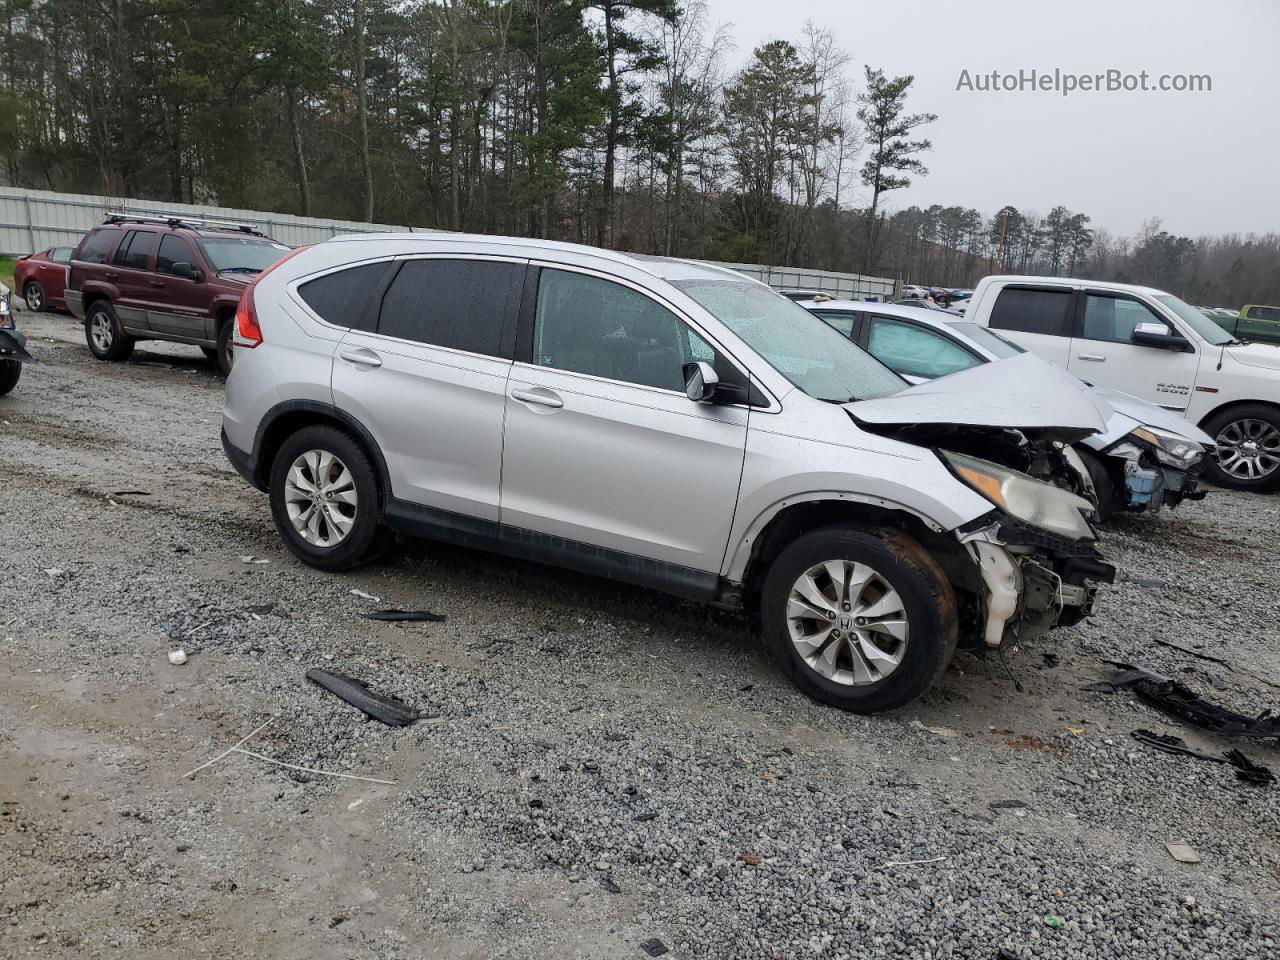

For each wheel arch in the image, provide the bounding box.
[732,494,977,615]
[251,400,391,507]
[1196,397,1280,431]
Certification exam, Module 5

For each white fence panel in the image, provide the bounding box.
[0,185,896,297]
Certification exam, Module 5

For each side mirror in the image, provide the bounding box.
[1131,321,1189,351]
[172,262,201,281]
[682,360,720,402]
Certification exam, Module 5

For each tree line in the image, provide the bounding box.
[0,0,1276,307]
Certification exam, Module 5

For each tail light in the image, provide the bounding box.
[233,245,310,349]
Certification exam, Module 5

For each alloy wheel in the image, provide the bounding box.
[1215,418,1280,481]
[90,313,113,352]
[284,449,359,547]
[24,283,42,312]
[786,559,909,686]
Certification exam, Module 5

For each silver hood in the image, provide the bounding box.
[846,353,1111,436]
[1087,386,1214,447]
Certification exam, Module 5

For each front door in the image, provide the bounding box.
[498,266,749,586]
[148,233,212,339]
[109,230,159,332]
[1066,292,1201,411]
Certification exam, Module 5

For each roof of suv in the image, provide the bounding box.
[102,215,274,241]
[325,231,749,285]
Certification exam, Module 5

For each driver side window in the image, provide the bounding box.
[1082,294,1168,344]
[867,317,982,379]
[534,269,718,392]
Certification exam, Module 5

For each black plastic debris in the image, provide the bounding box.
[1131,729,1275,785]
[640,938,669,957]
[599,874,622,894]
[0,328,37,364]
[305,669,420,727]
[1091,665,1280,738]
[362,609,447,623]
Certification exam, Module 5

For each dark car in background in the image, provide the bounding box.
[64,215,290,374]
[15,245,74,312]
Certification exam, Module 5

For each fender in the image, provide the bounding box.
[722,489,950,583]
[246,398,393,498]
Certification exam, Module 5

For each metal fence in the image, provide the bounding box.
[0,185,895,298]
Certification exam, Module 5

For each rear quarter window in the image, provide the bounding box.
[297,261,394,331]
[989,287,1074,337]
[76,228,122,265]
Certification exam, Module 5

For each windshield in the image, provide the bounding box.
[948,321,1025,358]
[197,236,289,273]
[673,279,906,402]
[1156,293,1233,345]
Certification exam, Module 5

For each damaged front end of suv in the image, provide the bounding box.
[847,353,1116,653]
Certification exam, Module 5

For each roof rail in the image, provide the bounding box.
[103,212,266,237]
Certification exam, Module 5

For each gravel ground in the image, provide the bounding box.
[2,309,1278,960]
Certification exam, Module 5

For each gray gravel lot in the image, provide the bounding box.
[2,309,1278,960]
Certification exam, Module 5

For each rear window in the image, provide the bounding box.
[298,262,394,331]
[77,228,121,264]
[989,287,1074,337]
[377,258,524,357]
[1246,306,1280,322]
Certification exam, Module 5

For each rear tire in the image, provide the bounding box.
[1202,404,1280,491]
[23,281,44,313]
[760,525,958,713]
[0,359,20,396]
[268,425,387,571]
[84,301,134,362]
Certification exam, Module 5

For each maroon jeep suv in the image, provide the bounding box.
[65,215,290,374]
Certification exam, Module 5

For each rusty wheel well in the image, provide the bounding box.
[740,499,980,617]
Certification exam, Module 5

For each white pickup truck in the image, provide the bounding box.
[966,276,1280,490]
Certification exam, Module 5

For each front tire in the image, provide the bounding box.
[0,359,20,396]
[84,301,134,362]
[268,425,386,571]
[23,281,44,313]
[1078,448,1117,520]
[1203,404,1280,490]
[760,526,958,713]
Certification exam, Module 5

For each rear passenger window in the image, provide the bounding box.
[298,262,393,331]
[113,231,156,270]
[77,229,121,264]
[378,258,523,356]
[813,311,858,339]
[989,287,1073,337]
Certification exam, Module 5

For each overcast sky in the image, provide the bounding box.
[714,0,1279,239]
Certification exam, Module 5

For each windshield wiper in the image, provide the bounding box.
[220,266,262,274]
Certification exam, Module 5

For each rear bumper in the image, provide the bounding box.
[221,427,265,492]
[64,289,85,319]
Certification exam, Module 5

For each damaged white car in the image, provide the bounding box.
[221,238,1115,712]
[801,300,1212,517]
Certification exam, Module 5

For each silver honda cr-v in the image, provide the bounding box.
[222,234,1116,713]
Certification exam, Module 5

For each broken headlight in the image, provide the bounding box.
[942,450,1096,541]
[0,290,10,327]
[1129,426,1202,468]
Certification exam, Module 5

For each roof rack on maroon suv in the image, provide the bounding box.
[104,212,267,238]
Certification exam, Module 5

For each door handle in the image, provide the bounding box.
[339,348,382,368]
[105,272,119,280]
[510,387,563,409]
[148,280,165,287]
[1078,354,1106,362]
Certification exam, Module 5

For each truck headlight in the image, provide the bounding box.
[0,291,10,326]
[1130,426,1202,468]
[942,451,1096,541]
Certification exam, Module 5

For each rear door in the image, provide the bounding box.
[108,230,159,332]
[328,255,523,528]
[983,284,1075,368]
[498,265,749,586]
[1066,291,1201,411]
[149,234,211,338]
